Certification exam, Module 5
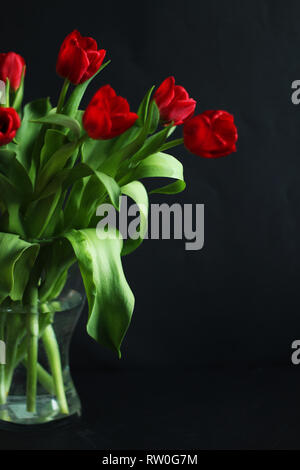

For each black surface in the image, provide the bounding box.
[1,366,300,450]
[1,0,300,450]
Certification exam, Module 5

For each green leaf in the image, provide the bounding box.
[11,245,40,301]
[39,240,75,302]
[63,178,87,229]
[36,162,121,229]
[121,181,149,255]
[16,98,52,171]
[82,125,142,175]
[130,125,172,166]
[76,169,121,226]
[136,86,155,126]
[131,152,186,194]
[40,129,66,167]
[0,172,25,235]
[0,149,33,197]
[98,128,147,179]
[147,100,160,134]
[94,171,121,210]
[64,228,134,357]
[25,188,62,238]
[0,233,39,304]
[150,179,186,194]
[63,60,111,118]
[36,163,88,201]
[82,138,116,170]
[35,141,77,193]
[31,113,81,140]
[111,125,141,153]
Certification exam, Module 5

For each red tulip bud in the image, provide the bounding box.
[0,107,21,146]
[56,30,106,85]
[183,110,238,158]
[154,76,196,126]
[83,85,138,140]
[0,52,25,91]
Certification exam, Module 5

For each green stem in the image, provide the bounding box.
[14,312,52,366]
[12,68,25,112]
[24,276,39,413]
[5,314,25,394]
[42,325,69,414]
[56,79,70,114]
[26,312,39,412]
[22,359,55,395]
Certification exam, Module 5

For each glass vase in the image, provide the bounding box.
[0,279,84,426]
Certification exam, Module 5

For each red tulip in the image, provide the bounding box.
[0,108,21,146]
[183,110,238,158]
[56,30,106,85]
[0,52,25,91]
[83,85,138,140]
[153,76,196,126]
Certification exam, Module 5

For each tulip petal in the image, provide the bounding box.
[154,76,175,108]
[83,85,138,140]
[110,96,130,114]
[160,98,196,125]
[0,52,25,91]
[80,49,106,84]
[0,107,20,146]
[173,85,190,100]
[83,105,112,140]
[109,112,138,139]
[57,42,90,85]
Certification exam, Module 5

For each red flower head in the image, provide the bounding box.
[183,110,238,158]
[0,108,21,146]
[153,76,196,126]
[56,30,106,85]
[0,52,25,91]
[83,85,138,140]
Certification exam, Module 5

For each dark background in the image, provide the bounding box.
[1,0,300,450]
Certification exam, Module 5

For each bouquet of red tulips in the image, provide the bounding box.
[0,30,237,421]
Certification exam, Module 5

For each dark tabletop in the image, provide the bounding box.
[0,366,300,450]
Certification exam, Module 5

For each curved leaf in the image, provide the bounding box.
[147,99,160,134]
[36,141,77,193]
[0,233,39,304]
[121,181,149,255]
[131,152,186,194]
[0,149,32,196]
[0,173,25,235]
[40,129,66,167]
[82,138,115,170]
[129,125,171,166]
[31,113,81,140]
[94,170,121,210]
[64,228,134,357]
[16,98,52,171]
[136,86,155,127]
[25,188,62,238]
[39,240,75,302]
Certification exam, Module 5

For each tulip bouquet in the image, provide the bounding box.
[0,30,237,422]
